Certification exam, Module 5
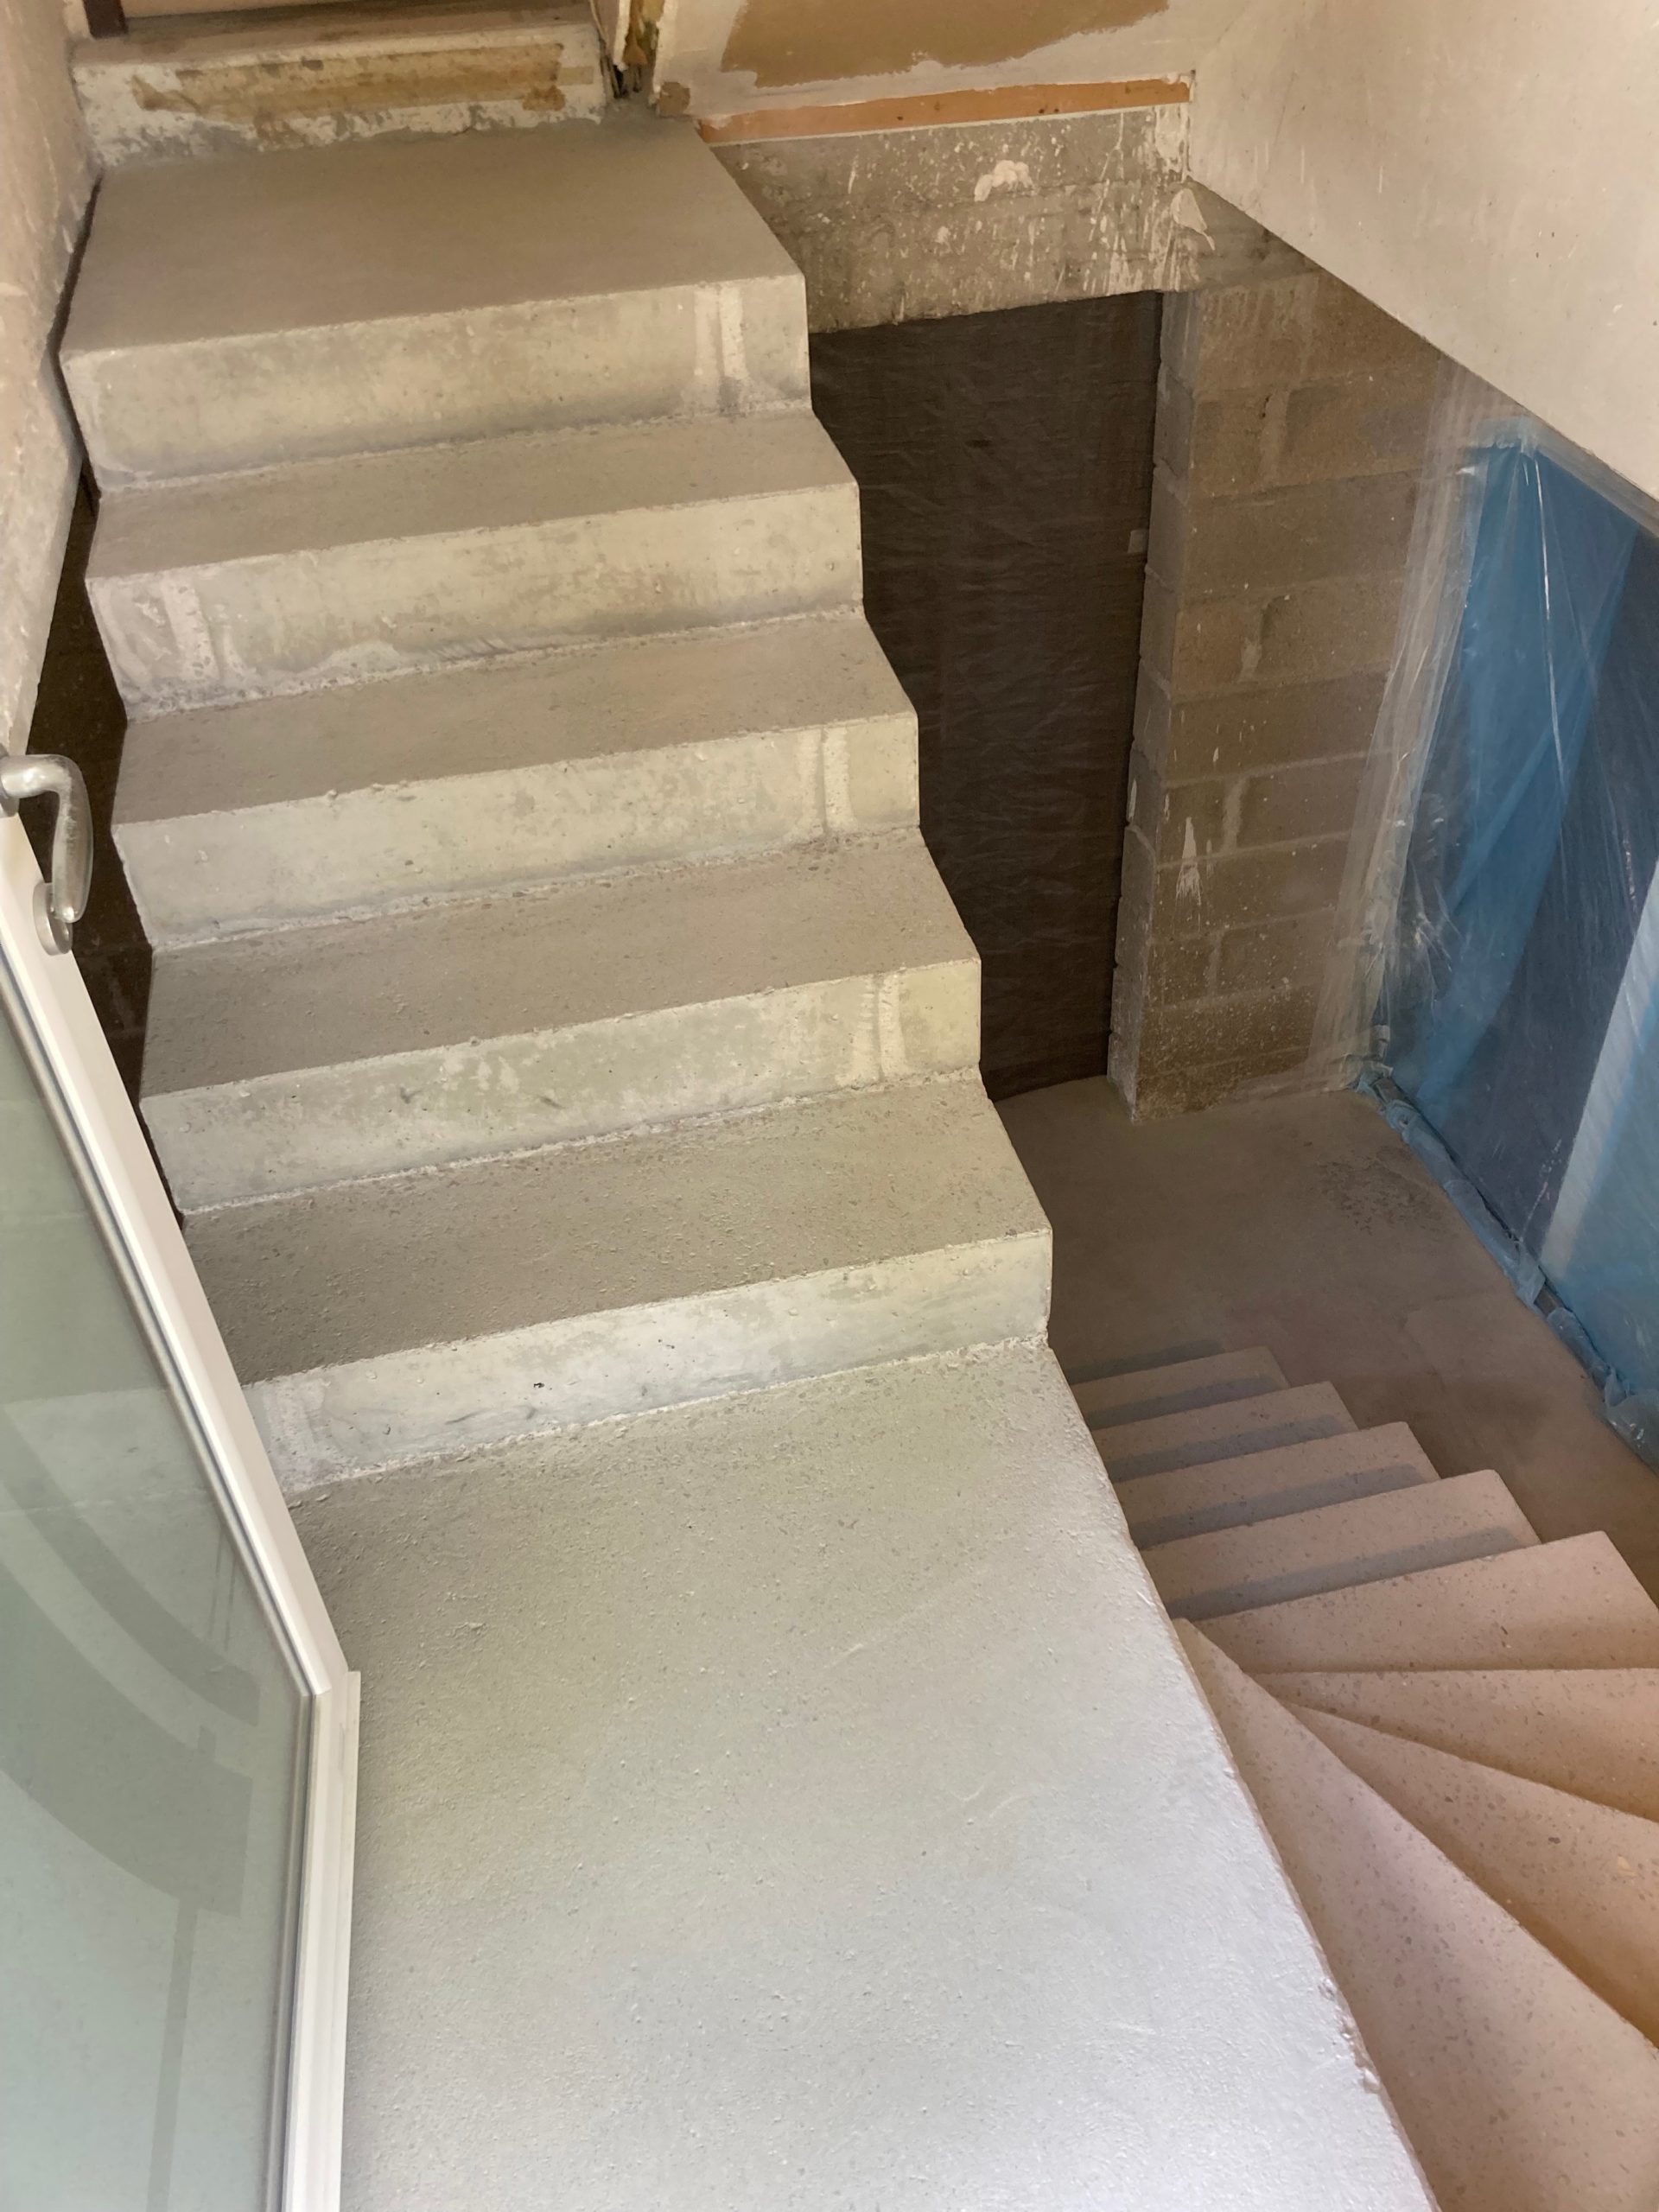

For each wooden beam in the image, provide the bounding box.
[697,77,1189,147]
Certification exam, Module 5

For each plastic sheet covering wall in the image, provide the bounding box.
[1325,374,1659,1455]
[810,296,1160,1097]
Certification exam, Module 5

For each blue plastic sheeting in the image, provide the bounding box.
[1381,433,1659,1459]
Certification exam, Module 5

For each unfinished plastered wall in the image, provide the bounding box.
[1,0,92,752]
[1110,270,1441,1117]
[1189,0,1659,507]
[650,0,1253,117]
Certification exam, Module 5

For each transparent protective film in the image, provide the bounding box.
[0,981,308,2210]
[1319,372,1659,1456]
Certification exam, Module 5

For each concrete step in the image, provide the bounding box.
[1090,1383,1355,1482]
[143,834,978,1209]
[87,410,860,716]
[1116,1423,1440,1549]
[1144,1469,1537,1622]
[289,1344,1432,2212]
[113,613,916,944]
[1292,1704,1659,2044]
[186,1077,1052,1489]
[73,3,608,168]
[1266,1669,1659,1821]
[63,121,806,484]
[1181,1627,1659,2212]
[1071,1347,1286,1427]
[1204,1532,1659,1675]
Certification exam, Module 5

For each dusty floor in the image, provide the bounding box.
[999,1078,1659,1602]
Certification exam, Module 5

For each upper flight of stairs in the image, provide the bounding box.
[1078,1351,1659,2211]
[65,119,1047,1491]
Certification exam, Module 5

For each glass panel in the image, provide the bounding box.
[0,984,307,2212]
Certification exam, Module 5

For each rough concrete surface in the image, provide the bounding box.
[1001,1080,1659,1597]
[290,1343,1433,2212]
[143,834,978,1205]
[115,613,917,940]
[73,1,607,163]
[89,411,861,714]
[64,120,806,478]
[188,1077,1052,1483]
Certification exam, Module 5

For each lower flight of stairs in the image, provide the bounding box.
[1076,1350,1659,2212]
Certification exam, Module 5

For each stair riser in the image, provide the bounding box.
[250,1232,1053,1490]
[74,12,609,167]
[149,963,981,1209]
[68,277,809,486]
[1128,1463,1433,1548]
[116,717,918,944]
[92,480,862,715]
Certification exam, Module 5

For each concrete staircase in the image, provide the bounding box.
[61,105,1436,2209]
[1078,1353,1659,2212]
[65,117,1052,1492]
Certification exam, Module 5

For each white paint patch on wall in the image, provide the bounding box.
[1190,0,1659,503]
[973,157,1033,201]
[1,0,92,751]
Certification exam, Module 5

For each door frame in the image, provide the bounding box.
[0,809,359,2212]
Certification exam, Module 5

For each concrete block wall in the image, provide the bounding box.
[1110,269,1441,1117]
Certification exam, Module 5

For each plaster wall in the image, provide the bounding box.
[1189,0,1659,505]
[1,0,92,753]
[652,0,1252,117]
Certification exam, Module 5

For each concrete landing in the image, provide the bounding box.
[1182,1628,1659,2212]
[291,1344,1432,2212]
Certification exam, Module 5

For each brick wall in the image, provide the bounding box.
[1109,270,1441,1117]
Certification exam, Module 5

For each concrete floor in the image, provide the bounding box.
[999,1078,1659,1603]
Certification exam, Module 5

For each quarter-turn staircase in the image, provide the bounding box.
[56,70,1656,2211]
[1077,1351,1659,2212]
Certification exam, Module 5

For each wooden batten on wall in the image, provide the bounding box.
[697,76,1189,144]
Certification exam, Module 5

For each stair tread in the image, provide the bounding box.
[1090,1382,1355,1481]
[1144,1467,1537,1620]
[1289,1703,1659,2042]
[1117,1423,1439,1548]
[1071,1347,1285,1426]
[116,612,907,826]
[65,116,793,362]
[1181,1626,1659,2212]
[1266,1668,1659,1819]
[288,1343,1432,2212]
[144,833,969,1095]
[89,407,849,581]
[186,1076,1046,1385]
[1206,1530,1659,1673]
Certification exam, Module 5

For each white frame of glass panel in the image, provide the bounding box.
[0,808,358,2212]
